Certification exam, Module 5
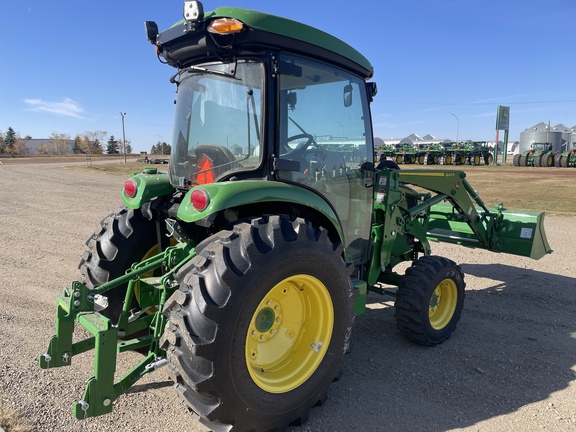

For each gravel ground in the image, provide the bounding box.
[0,162,574,432]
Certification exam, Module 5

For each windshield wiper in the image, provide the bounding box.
[170,65,237,84]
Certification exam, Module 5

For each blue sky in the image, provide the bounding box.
[1,0,575,153]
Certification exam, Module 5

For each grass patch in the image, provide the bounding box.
[64,161,576,215]
[0,403,32,432]
[63,162,162,176]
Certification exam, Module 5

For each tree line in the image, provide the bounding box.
[0,126,170,156]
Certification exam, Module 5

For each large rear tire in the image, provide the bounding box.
[79,203,158,320]
[161,215,353,432]
[534,155,542,167]
[554,152,562,167]
[512,154,521,166]
[394,256,465,346]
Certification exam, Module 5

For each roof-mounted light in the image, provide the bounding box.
[208,18,244,35]
[183,1,204,23]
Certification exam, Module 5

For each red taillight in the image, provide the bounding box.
[191,188,210,211]
[124,179,138,198]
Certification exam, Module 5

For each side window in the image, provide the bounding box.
[277,55,374,263]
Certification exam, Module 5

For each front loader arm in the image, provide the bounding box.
[368,169,551,287]
[398,170,551,260]
[398,170,494,248]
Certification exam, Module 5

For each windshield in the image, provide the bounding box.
[170,61,263,188]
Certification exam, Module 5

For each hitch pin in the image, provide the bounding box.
[42,353,51,368]
[145,357,168,371]
[78,400,89,420]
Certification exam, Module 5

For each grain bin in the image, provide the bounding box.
[519,122,562,153]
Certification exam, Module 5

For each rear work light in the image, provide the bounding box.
[208,18,244,35]
[124,179,138,198]
[191,188,210,211]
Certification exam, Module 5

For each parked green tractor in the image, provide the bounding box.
[39,2,552,431]
[558,149,576,168]
[513,143,554,167]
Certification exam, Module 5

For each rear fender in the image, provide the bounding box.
[177,180,344,243]
[122,169,175,209]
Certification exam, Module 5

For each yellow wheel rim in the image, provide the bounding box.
[428,278,458,330]
[134,238,177,307]
[445,155,452,165]
[396,155,403,164]
[246,274,334,393]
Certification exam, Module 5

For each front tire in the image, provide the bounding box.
[161,216,353,432]
[394,256,465,346]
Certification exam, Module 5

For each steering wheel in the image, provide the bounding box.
[286,133,320,156]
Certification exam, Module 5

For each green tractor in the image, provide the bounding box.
[512,143,554,167]
[557,148,576,168]
[39,2,552,431]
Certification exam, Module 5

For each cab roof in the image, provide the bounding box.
[157,6,374,79]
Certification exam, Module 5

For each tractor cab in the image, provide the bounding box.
[147,2,378,263]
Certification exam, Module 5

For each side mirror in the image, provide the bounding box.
[287,92,297,111]
[360,161,375,188]
[367,82,378,102]
[144,21,159,44]
[343,84,353,107]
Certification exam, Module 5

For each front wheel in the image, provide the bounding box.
[161,216,353,432]
[394,256,465,346]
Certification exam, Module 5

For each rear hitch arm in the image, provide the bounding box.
[39,239,196,419]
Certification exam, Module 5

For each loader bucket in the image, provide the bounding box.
[427,204,552,260]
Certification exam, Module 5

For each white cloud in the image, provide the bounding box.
[23,98,85,118]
